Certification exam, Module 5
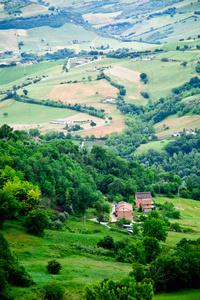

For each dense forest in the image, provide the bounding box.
[134,133,200,200]
[0,124,184,214]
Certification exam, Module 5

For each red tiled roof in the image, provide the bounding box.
[135,192,152,200]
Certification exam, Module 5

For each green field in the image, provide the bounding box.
[154,289,200,300]
[2,220,133,299]
[0,60,63,86]
[135,140,172,154]
[162,39,200,51]
[124,59,195,100]
[154,50,199,61]
[1,193,200,299]
[0,99,76,125]
[19,23,97,52]
[154,195,200,247]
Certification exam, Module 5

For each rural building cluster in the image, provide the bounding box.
[115,192,153,221]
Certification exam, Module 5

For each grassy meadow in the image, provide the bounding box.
[0,99,76,128]
[19,23,97,52]
[154,289,200,300]
[0,60,63,86]
[134,140,172,154]
[1,194,200,299]
[2,219,133,299]
[124,59,196,101]
[154,195,200,248]
[154,50,199,61]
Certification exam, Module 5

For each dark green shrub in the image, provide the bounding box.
[54,220,63,229]
[172,211,180,219]
[23,209,48,236]
[63,211,69,219]
[97,235,114,250]
[46,260,62,274]
[93,229,101,233]
[8,265,33,287]
[58,213,66,223]
[41,281,65,300]
[170,223,182,232]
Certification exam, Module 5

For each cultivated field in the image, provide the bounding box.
[83,11,123,25]
[154,115,200,138]
[0,29,18,51]
[104,65,145,104]
[49,80,118,104]
[80,110,125,138]
[21,4,50,17]
[0,60,63,87]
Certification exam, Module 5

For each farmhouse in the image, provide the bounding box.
[103,97,116,103]
[135,192,153,213]
[76,59,90,65]
[115,201,133,220]
[51,119,74,125]
[185,129,196,135]
[129,58,140,63]
[173,132,180,137]
[87,68,97,72]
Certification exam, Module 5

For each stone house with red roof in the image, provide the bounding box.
[135,192,153,213]
[115,201,133,220]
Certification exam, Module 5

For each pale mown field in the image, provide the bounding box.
[49,80,118,104]
[155,115,200,138]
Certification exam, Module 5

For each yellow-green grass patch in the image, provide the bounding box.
[154,196,200,248]
[154,289,200,300]
[18,23,97,52]
[0,99,76,125]
[0,60,63,88]
[134,140,171,154]
[124,60,195,100]
[154,50,199,61]
[89,36,156,51]
[154,115,200,138]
